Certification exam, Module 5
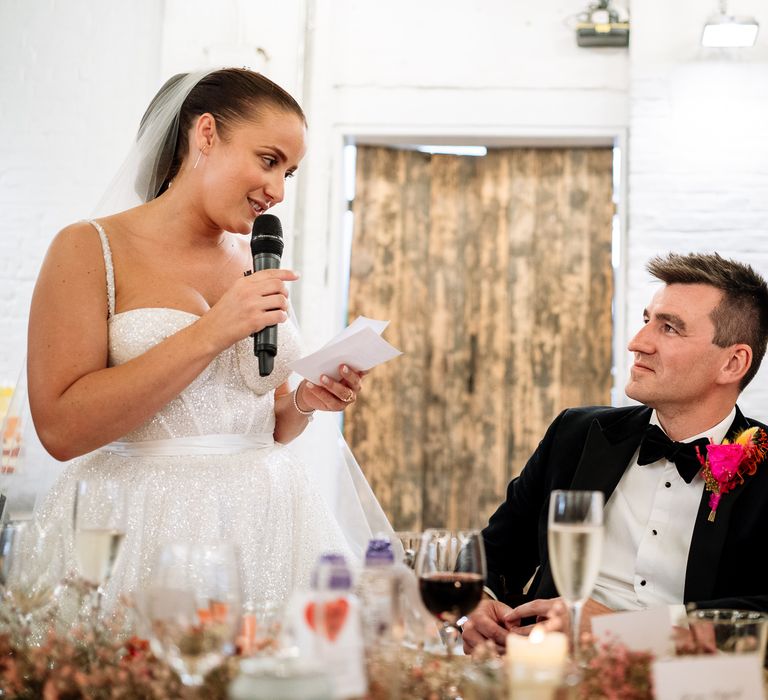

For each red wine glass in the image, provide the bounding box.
[415,528,486,657]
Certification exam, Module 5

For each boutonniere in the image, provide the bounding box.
[696,426,768,522]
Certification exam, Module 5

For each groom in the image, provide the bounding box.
[463,252,768,653]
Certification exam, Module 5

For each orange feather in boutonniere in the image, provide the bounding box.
[696,427,768,522]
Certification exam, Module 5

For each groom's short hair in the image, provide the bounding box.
[647,252,768,390]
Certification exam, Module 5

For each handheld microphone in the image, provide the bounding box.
[250,214,284,377]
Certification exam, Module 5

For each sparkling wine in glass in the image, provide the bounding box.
[145,541,241,687]
[547,489,604,662]
[416,529,486,654]
[72,479,127,590]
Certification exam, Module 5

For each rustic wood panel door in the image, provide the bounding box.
[345,146,614,531]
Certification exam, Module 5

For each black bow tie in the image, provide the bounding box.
[636,424,710,484]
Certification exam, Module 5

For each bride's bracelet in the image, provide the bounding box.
[292,384,316,420]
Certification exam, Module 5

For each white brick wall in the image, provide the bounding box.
[0,0,164,383]
[626,0,768,421]
[3,0,767,424]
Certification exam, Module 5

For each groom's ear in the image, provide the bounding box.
[716,343,752,388]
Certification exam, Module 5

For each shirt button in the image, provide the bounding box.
[640,579,647,586]
[652,529,658,536]
[665,481,671,488]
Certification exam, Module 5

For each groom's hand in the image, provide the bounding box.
[505,597,613,636]
[462,598,514,654]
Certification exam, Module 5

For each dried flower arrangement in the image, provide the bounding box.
[0,598,237,700]
[578,639,654,700]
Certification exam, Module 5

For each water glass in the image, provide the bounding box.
[145,541,241,686]
[0,519,64,637]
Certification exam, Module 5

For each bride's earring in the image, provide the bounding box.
[193,147,207,170]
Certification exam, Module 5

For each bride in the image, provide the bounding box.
[27,68,393,606]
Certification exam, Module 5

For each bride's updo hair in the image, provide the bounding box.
[138,68,306,200]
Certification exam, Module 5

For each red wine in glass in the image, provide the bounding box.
[415,528,486,667]
[418,572,484,624]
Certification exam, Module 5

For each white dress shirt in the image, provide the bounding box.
[591,408,736,611]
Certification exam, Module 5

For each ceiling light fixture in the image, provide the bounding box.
[575,0,630,48]
[702,0,759,47]
[416,145,488,157]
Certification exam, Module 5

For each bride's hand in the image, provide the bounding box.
[199,268,299,350]
[295,366,365,413]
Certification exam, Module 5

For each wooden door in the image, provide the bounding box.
[345,146,614,530]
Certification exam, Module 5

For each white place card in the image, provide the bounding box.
[653,654,766,700]
[591,607,673,656]
[288,316,402,384]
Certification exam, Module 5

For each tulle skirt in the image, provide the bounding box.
[35,442,353,608]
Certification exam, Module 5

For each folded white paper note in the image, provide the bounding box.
[591,607,674,656]
[288,316,402,384]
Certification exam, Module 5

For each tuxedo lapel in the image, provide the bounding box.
[568,407,652,499]
[684,407,751,602]
[536,407,651,599]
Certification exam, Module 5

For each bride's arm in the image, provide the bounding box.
[273,382,313,443]
[273,368,364,444]
[28,223,296,460]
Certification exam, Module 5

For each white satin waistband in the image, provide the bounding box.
[100,433,275,457]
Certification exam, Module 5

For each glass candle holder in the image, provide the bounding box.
[229,657,333,700]
[685,609,768,663]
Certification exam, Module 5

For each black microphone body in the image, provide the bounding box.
[250,214,284,377]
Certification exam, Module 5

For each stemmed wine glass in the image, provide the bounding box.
[72,479,128,607]
[0,519,65,641]
[416,529,486,656]
[144,541,241,687]
[395,530,421,569]
[547,490,604,664]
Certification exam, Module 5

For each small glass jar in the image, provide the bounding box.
[461,655,507,700]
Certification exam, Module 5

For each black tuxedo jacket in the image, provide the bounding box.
[482,405,768,612]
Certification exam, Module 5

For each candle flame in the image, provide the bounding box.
[529,625,546,644]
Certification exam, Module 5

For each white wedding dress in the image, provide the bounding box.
[35,220,371,607]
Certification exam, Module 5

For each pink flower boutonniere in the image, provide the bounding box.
[696,426,768,522]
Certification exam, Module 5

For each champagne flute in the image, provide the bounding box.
[0,519,64,640]
[416,529,486,655]
[72,479,127,602]
[145,541,241,687]
[547,490,604,663]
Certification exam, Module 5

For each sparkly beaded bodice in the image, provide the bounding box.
[108,308,301,442]
[87,216,301,442]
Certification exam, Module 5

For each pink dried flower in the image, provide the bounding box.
[579,638,654,700]
[697,427,768,521]
[705,443,745,481]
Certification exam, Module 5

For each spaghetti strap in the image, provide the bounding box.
[85,219,115,318]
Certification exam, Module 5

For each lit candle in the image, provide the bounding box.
[506,626,568,700]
